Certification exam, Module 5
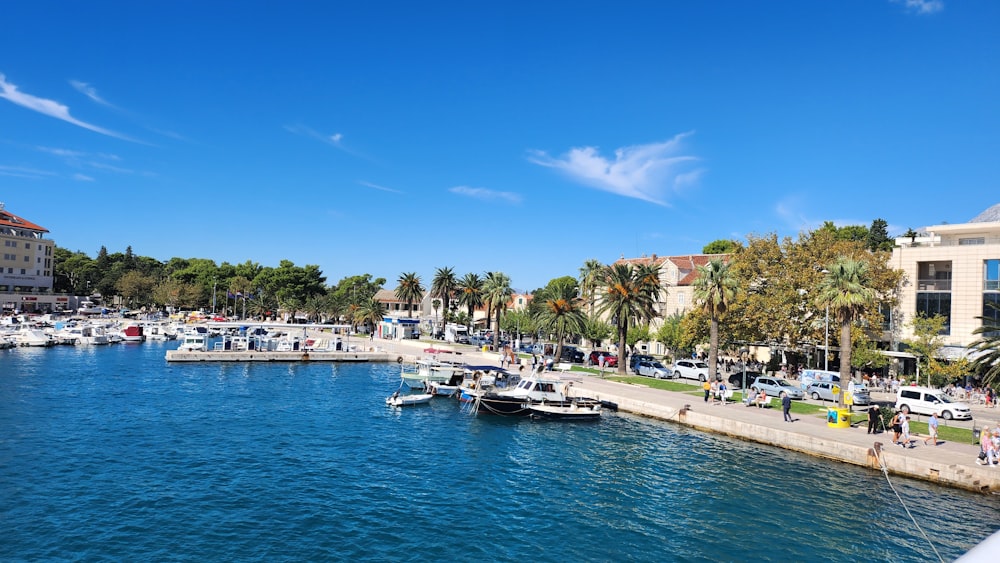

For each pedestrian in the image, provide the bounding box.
[718,381,728,405]
[710,380,719,405]
[702,378,711,402]
[891,411,903,445]
[977,425,991,465]
[867,403,881,434]
[899,415,911,448]
[782,393,793,422]
[598,353,605,372]
[924,413,939,446]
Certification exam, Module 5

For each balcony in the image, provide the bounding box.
[916,279,951,291]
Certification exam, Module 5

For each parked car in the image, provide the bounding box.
[588,351,618,367]
[559,346,586,363]
[672,359,710,381]
[751,376,805,400]
[630,354,655,373]
[895,386,972,420]
[636,360,674,379]
[728,371,764,389]
[806,381,839,402]
[850,385,872,406]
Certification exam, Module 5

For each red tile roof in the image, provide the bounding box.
[0,207,47,233]
[614,253,730,286]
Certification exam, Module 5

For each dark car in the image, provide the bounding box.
[728,371,764,389]
[588,351,618,367]
[559,346,586,363]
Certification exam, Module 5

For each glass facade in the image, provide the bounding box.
[985,260,1000,337]
[916,292,951,334]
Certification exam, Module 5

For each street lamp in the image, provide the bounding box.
[740,347,749,395]
[821,269,830,371]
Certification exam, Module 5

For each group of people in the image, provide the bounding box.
[977,425,1000,466]
[872,408,940,448]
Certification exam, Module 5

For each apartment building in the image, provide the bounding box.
[0,203,65,312]
[891,204,1000,354]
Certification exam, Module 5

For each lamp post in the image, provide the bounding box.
[740,347,749,395]
[212,279,217,315]
[824,303,829,371]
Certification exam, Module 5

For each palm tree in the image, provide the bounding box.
[692,258,738,383]
[816,257,875,407]
[579,259,605,316]
[456,272,484,323]
[354,296,386,337]
[535,279,586,362]
[482,271,513,349]
[395,272,424,318]
[969,303,1000,387]
[597,263,662,374]
[430,267,458,322]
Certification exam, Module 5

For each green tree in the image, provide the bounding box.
[581,313,614,348]
[692,258,738,382]
[252,260,326,316]
[903,313,952,388]
[817,257,875,406]
[655,313,686,358]
[597,263,662,374]
[866,218,893,252]
[430,267,457,320]
[482,271,513,349]
[535,279,586,361]
[395,272,424,318]
[354,297,386,336]
[456,273,484,322]
[578,259,605,316]
[970,304,1000,387]
[115,271,156,310]
[702,239,740,255]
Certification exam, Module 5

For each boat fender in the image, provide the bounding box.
[397,356,403,364]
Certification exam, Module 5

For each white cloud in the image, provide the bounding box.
[331,133,343,143]
[359,181,402,194]
[528,132,703,206]
[73,173,95,182]
[892,0,944,14]
[0,73,133,141]
[70,80,112,106]
[0,165,56,179]
[285,124,369,159]
[449,185,522,204]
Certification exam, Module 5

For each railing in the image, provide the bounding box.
[916,279,951,291]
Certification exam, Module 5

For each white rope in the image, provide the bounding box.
[873,444,945,563]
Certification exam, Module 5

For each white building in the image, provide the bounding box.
[890,203,1000,353]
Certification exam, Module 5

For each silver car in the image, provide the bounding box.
[751,376,805,400]
[636,360,674,379]
[806,381,872,405]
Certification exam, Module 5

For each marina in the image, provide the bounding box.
[2,343,997,561]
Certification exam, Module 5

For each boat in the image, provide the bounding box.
[120,324,146,343]
[528,401,602,421]
[427,382,460,397]
[144,323,177,341]
[400,358,464,390]
[465,371,606,416]
[12,328,55,347]
[385,391,433,407]
[177,326,209,351]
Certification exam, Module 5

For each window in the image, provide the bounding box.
[678,293,685,306]
[916,292,951,335]
[986,259,1000,291]
[959,237,985,245]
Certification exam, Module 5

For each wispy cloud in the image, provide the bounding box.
[0,165,57,179]
[774,195,875,234]
[0,73,134,141]
[449,186,522,204]
[892,0,944,15]
[285,124,369,159]
[72,173,95,182]
[359,181,402,194]
[70,80,112,107]
[528,132,703,206]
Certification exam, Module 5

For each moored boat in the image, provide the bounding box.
[465,372,605,416]
[528,401,602,421]
[385,391,433,407]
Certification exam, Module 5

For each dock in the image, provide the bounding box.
[165,350,400,362]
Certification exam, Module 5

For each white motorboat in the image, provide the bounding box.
[400,358,464,390]
[528,401,602,421]
[13,328,54,347]
[385,391,434,407]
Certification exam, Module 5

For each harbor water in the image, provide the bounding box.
[2,343,998,562]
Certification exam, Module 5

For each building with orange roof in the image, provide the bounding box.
[1,203,60,312]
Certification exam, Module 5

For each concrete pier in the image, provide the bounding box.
[165,350,399,363]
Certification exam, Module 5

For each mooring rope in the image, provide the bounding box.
[872,443,945,563]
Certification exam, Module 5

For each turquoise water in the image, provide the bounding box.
[2,343,997,562]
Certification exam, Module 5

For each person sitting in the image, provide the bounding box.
[745,388,758,407]
[755,390,768,408]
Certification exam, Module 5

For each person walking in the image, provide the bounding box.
[891,411,903,445]
[924,413,939,446]
[702,379,711,402]
[899,415,912,448]
[867,404,881,434]
[782,393,793,422]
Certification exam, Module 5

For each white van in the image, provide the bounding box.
[798,369,840,391]
[894,386,972,420]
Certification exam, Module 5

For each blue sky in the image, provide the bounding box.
[1,0,996,291]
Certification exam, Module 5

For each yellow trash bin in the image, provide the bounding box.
[826,407,850,428]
